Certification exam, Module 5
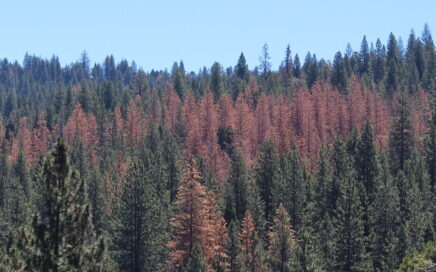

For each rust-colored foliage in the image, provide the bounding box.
[274,94,292,153]
[164,84,181,135]
[239,211,256,267]
[125,95,144,147]
[255,93,272,149]
[233,94,255,166]
[29,113,51,164]
[169,159,209,270]
[411,90,431,150]
[204,191,228,270]
[198,91,229,184]
[169,159,228,271]
[218,94,234,129]
[183,92,200,155]
[65,103,99,165]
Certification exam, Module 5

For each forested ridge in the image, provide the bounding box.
[0,24,435,271]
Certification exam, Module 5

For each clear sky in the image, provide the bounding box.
[1,0,435,72]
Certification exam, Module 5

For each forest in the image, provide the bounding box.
[0,24,435,271]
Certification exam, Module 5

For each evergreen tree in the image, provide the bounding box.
[184,243,207,272]
[389,94,415,173]
[0,153,9,209]
[173,68,185,100]
[255,140,280,221]
[425,100,436,190]
[224,150,249,223]
[4,139,108,271]
[226,220,245,272]
[210,62,223,101]
[235,53,249,82]
[331,51,348,93]
[112,161,169,272]
[304,53,319,88]
[355,122,379,201]
[331,140,369,272]
[359,35,371,76]
[293,54,301,79]
[374,39,386,85]
[370,156,400,271]
[386,33,402,95]
[405,30,420,94]
[268,204,296,272]
[281,45,293,94]
[422,23,435,92]
[280,149,307,230]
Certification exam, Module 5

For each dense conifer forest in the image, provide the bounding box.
[0,24,436,271]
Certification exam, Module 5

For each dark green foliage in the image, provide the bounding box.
[374,39,386,84]
[425,100,436,189]
[331,139,369,272]
[293,54,301,78]
[210,62,223,101]
[280,149,307,230]
[386,33,402,95]
[184,243,207,272]
[331,51,348,93]
[112,160,170,272]
[224,150,249,223]
[226,221,245,272]
[255,140,280,221]
[389,94,415,173]
[370,156,400,271]
[173,66,186,100]
[235,53,249,83]
[3,139,108,271]
[303,53,319,88]
[217,126,234,156]
[0,153,9,208]
[355,122,379,200]
[359,35,371,76]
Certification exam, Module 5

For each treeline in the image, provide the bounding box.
[0,24,435,271]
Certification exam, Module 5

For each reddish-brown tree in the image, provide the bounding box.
[169,159,209,270]
[8,139,19,164]
[125,95,144,147]
[65,104,87,145]
[239,211,255,268]
[199,91,230,185]
[217,94,234,130]
[233,94,254,165]
[164,84,181,135]
[112,106,125,146]
[203,191,228,270]
[30,113,51,164]
[183,91,200,156]
[348,78,365,133]
[255,93,272,148]
[411,90,431,150]
[274,94,292,153]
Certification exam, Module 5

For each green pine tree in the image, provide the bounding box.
[226,220,245,272]
[389,93,415,173]
[112,160,170,272]
[3,139,109,271]
[185,243,207,272]
[255,140,280,222]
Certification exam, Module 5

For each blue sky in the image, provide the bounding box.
[1,0,435,72]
